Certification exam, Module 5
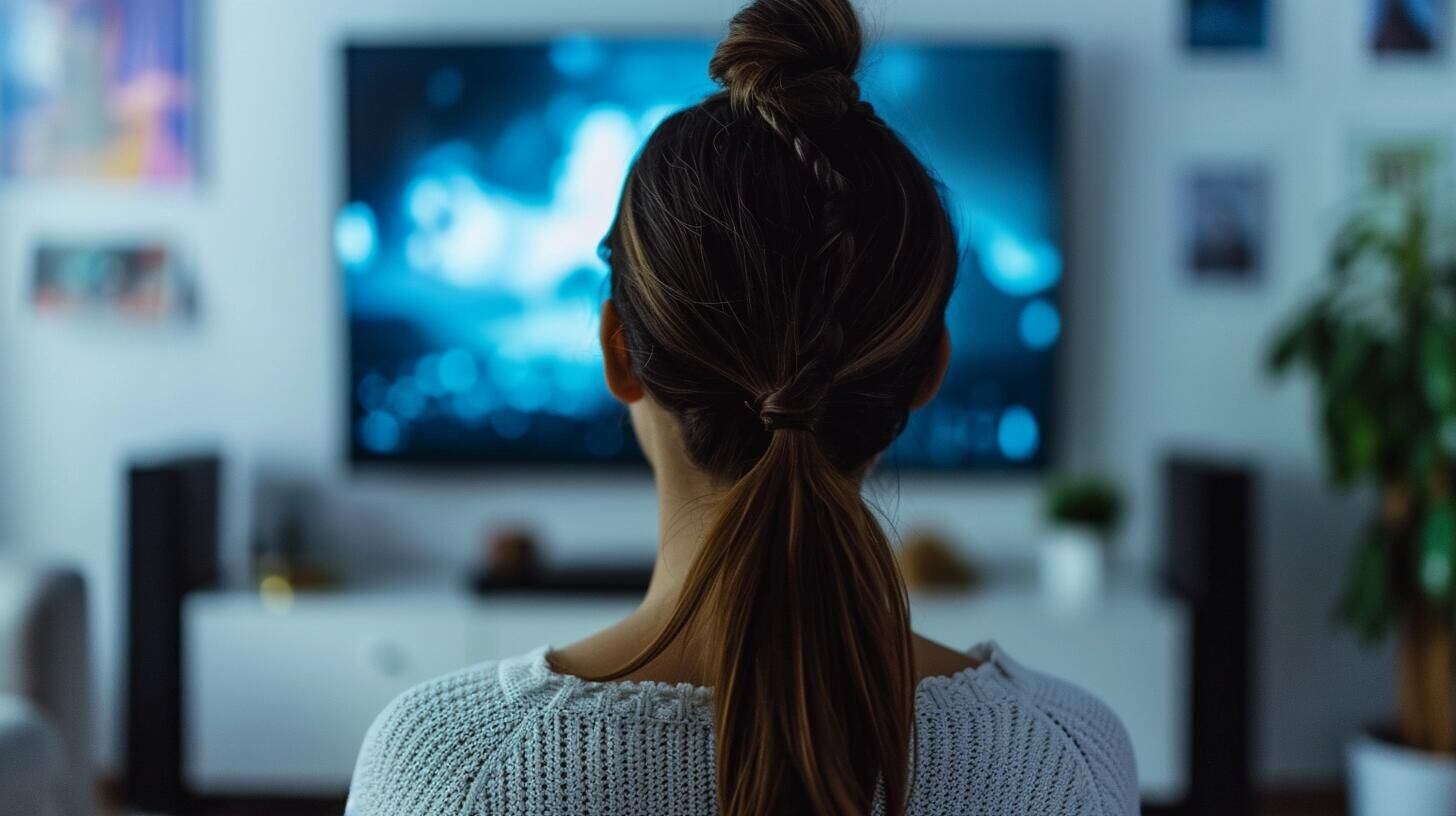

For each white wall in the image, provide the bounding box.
[0,0,1440,785]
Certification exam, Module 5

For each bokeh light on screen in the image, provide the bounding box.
[1019,299,1062,350]
[983,228,1062,297]
[343,41,1061,468]
[335,203,378,270]
[997,405,1041,462]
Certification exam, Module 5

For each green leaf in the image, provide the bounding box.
[1323,397,1381,484]
[1329,327,1373,392]
[1267,322,1310,374]
[1411,433,1440,486]
[1332,223,1388,277]
[1345,411,1381,478]
[1337,524,1396,643]
[1421,503,1456,603]
[1423,325,1456,413]
[1044,477,1124,536]
[1267,303,1328,375]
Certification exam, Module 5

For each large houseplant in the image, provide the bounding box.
[1267,194,1456,811]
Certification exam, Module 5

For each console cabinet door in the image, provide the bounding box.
[185,594,471,794]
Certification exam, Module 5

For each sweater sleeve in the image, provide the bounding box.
[1021,671,1140,816]
[347,661,526,816]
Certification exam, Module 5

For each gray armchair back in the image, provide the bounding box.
[0,562,92,816]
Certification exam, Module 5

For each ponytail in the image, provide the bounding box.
[602,429,915,815]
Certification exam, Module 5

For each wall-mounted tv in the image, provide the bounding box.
[340,39,1062,470]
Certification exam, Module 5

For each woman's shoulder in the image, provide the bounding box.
[346,648,554,816]
[917,642,1140,816]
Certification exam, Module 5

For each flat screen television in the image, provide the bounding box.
[341,39,1062,470]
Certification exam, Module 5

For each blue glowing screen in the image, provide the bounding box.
[343,40,1061,469]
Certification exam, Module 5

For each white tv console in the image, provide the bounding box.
[184,580,1189,802]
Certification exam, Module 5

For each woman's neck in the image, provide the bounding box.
[640,448,724,613]
[549,429,979,685]
[543,450,724,685]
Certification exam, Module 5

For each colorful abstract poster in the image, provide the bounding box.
[0,0,196,182]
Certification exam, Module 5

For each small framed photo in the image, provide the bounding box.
[1350,133,1451,202]
[1180,163,1270,284]
[30,241,197,324]
[1186,0,1271,54]
[1369,0,1446,57]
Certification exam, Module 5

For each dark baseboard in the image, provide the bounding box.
[1259,784,1346,816]
[98,781,347,816]
[195,796,348,816]
[1143,784,1345,816]
[102,786,1348,816]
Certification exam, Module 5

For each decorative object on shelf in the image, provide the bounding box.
[468,525,653,594]
[1181,161,1269,284]
[0,0,198,182]
[251,489,334,610]
[1267,190,1456,815]
[29,240,197,324]
[254,554,335,611]
[482,525,542,585]
[1040,476,1125,610]
[898,528,979,593]
[1185,0,1270,54]
[1368,0,1444,57]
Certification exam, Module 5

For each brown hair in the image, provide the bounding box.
[598,0,959,812]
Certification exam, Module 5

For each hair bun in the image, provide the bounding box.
[708,0,865,127]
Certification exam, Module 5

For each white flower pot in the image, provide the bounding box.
[1038,527,1106,612]
[1348,732,1456,816]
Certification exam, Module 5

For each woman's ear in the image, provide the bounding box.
[910,329,951,410]
[600,299,646,403]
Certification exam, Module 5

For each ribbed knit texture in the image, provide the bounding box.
[347,642,1138,815]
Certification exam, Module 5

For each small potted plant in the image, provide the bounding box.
[1039,476,1125,609]
[1267,193,1456,815]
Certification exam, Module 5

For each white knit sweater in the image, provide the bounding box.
[347,642,1139,815]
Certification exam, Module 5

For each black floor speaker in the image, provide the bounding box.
[1163,456,1257,816]
[125,455,220,813]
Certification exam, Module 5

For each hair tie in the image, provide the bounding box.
[760,411,818,433]
[747,388,823,433]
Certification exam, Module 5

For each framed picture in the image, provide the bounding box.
[30,241,196,323]
[1369,0,1446,56]
[1186,0,1271,53]
[1180,163,1270,283]
[1350,133,1451,202]
[0,0,199,182]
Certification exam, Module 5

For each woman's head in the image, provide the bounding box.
[596,0,958,813]
[602,0,956,481]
